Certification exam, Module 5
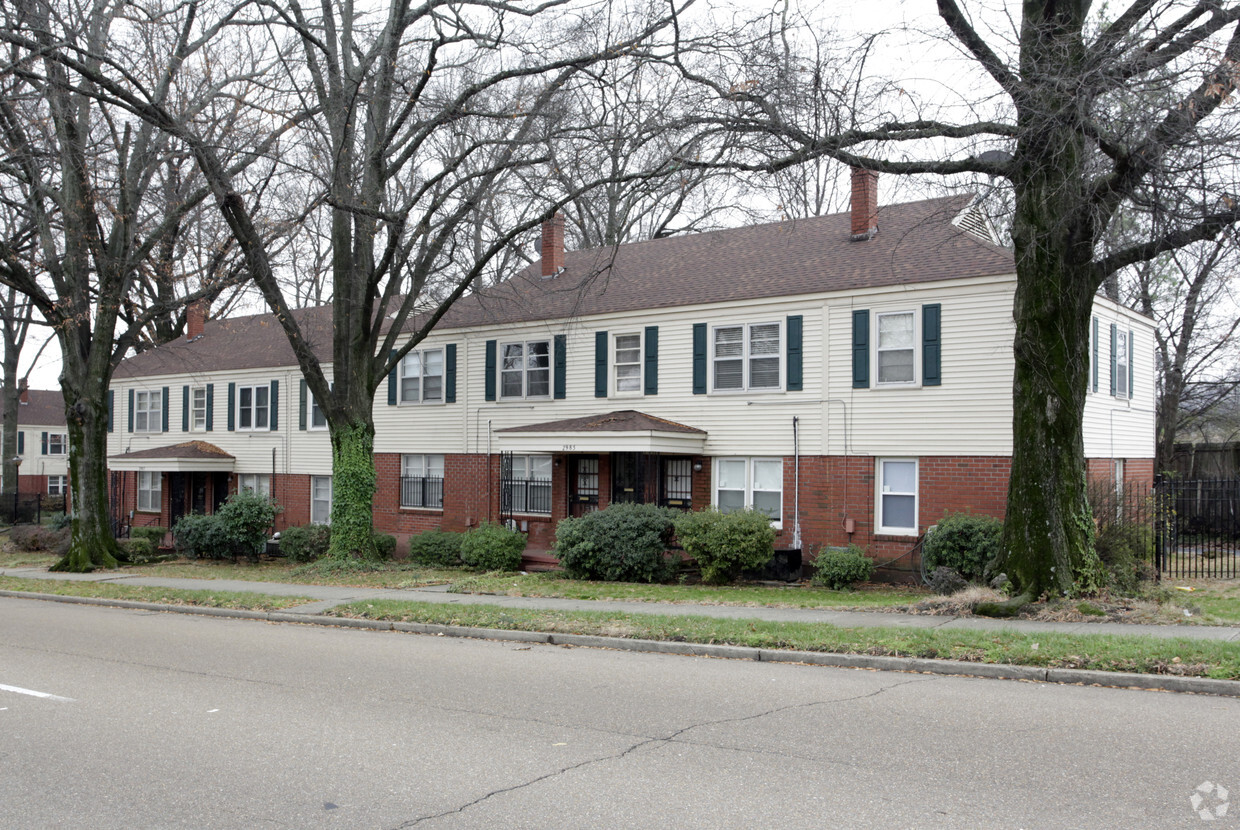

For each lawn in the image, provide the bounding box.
[0,575,310,611]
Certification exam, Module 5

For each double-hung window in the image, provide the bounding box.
[400,349,444,404]
[876,312,916,384]
[712,323,781,391]
[1114,329,1130,399]
[401,454,444,508]
[500,340,551,398]
[311,476,332,524]
[238,473,271,498]
[308,382,331,430]
[191,387,208,430]
[505,454,552,514]
[137,471,161,512]
[237,385,269,430]
[614,333,642,393]
[714,458,782,524]
[134,390,162,432]
[48,475,67,496]
[47,433,67,455]
[877,459,917,535]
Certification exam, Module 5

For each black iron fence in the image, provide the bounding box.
[500,478,552,516]
[400,476,444,509]
[0,493,66,526]
[1154,477,1240,580]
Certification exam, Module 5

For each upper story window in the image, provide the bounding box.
[46,433,67,455]
[614,333,642,393]
[712,322,781,392]
[1114,328,1130,399]
[501,340,551,399]
[876,311,916,385]
[401,349,443,404]
[191,387,208,430]
[134,390,163,432]
[237,385,269,430]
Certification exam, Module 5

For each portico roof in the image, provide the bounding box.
[108,440,236,473]
[494,410,706,454]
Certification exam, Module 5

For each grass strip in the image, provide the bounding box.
[330,599,1240,680]
[0,575,311,611]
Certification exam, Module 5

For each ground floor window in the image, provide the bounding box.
[48,475,67,496]
[877,458,917,535]
[714,457,782,525]
[138,471,161,512]
[401,454,444,508]
[503,454,552,515]
[238,473,271,498]
[311,476,332,524]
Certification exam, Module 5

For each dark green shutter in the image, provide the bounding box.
[227,383,236,431]
[485,340,497,401]
[852,310,870,388]
[41,431,47,455]
[922,304,941,386]
[205,384,213,431]
[127,389,134,432]
[1128,329,1135,399]
[692,323,707,394]
[595,331,608,397]
[387,350,398,405]
[786,316,802,391]
[644,326,658,395]
[107,390,114,433]
[445,344,457,403]
[299,379,307,430]
[182,385,190,431]
[1116,322,1125,397]
[553,334,567,400]
[16,431,23,455]
[1091,317,1099,393]
[161,387,170,432]
[269,380,279,430]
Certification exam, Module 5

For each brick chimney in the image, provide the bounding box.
[18,379,28,404]
[186,298,209,340]
[850,167,879,241]
[540,213,565,278]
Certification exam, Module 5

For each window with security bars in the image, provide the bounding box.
[401,454,444,508]
[712,323,781,391]
[501,454,552,514]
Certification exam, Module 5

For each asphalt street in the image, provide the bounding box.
[2,596,1238,829]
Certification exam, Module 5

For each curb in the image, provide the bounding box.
[3,588,1238,698]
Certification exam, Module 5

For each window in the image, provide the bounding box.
[712,323,781,391]
[137,471,161,512]
[237,385,269,430]
[238,473,271,498]
[877,459,917,535]
[192,387,208,430]
[876,312,915,384]
[614,333,642,393]
[1114,329,1129,399]
[503,454,552,514]
[500,340,551,398]
[401,454,444,508]
[134,390,162,432]
[714,458,782,524]
[400,349,444,404]
[309,383,331,430]
[48,475,67,496]
[311,476,332,524]
[47,433,67,455]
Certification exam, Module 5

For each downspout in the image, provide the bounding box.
[792,416,801,550]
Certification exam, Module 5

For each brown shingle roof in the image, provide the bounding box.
[109,440,234,461]
[1,390,67,427]
[113,196,1012,379]
[497,410,705,434]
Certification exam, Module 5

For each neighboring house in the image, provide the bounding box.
[107,170,1155,576]
[2,385,71,498]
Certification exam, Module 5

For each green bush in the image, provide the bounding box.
[554,503,679,583]
[215,491,281,561]
[811,545,876,589]
[117,537,154,561]
[673,508,775,585]
[172,513,228,559]
[279,524,332,563]
[129,525,167,547]
[408,529,464,567]
[1095,521,1154,594]
[922,513,1002,582]
[49,512,72,531]
[459,522,526,572]
[374,532,397,560]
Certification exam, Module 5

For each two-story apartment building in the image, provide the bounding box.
[3,384,71,498]
[107,171,1154,575]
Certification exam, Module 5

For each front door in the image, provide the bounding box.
[611,452,657,505]
[168,473,186,527]
[570,456,599,517]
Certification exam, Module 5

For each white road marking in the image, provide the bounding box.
[0,683,75,702]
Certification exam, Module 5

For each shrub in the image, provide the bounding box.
[279,524,332,563]
[922,513,1002,582]
[927,565,968,595]
[9,524,70,553]
[374,532,397,560]
[459,522,525,572]
[554,503,679,583]
[129,526,167,547]
[673,508,776,585]
[1094,521,1154,594]
[117,537,154,562]
[811,545,875,589]
[49,512,72,531]
[215,491,281,561]
[173,513,228,559]
[408,529,464,567]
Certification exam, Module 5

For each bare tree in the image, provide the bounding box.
[679,1,1240,605]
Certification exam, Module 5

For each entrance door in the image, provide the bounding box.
[570,456,599,517]
[168,473,187,527]
[611,453,658,505]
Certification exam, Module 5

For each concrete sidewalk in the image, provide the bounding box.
[4,566,1239,642]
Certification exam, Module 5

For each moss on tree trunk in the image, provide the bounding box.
[53,387,119,572]
[325,420,378,562]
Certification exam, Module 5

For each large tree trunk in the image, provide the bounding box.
[325,420,378,561]
[53,367,119,572]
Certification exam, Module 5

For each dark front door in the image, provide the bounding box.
[611,453,657,505]
[168,473,187,527]
[191,474,208,514]
[570,456,599,517]
[212,472,229,513]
